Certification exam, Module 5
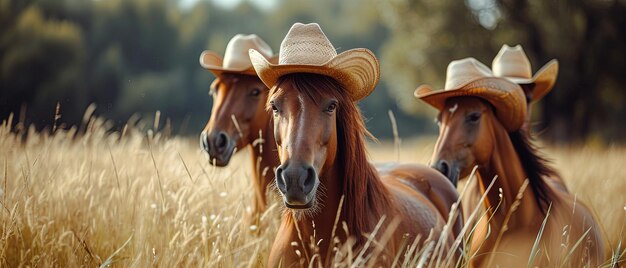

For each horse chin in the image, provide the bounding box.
[284,199,314,209]
[205,147,235,167]
[286,197,320,221]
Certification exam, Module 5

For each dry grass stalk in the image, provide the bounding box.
[0,115,624,267]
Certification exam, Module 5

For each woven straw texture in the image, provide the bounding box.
[249,23,379,101]
[492,45,558,102]
[415,58,527,132]
[200,34,274,77]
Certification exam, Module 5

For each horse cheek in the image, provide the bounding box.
[472,135,492,165]
[273,118,282,149]
[318,118,336,172]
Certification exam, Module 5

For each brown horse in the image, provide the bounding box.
[200,73,279,218]
[267,73,460,267]
[430,96,604,266]
[460,83,568,216]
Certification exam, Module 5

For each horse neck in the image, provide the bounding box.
[288,133,390,263]
[478,125,542,227]
[288,162,343,265]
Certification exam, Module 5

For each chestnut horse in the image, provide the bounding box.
[460,83,568,219]
[430,97,604,266]
[200,73,279,219]
[267,74,461,267]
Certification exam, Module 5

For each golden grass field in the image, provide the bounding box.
[1,116,625,267]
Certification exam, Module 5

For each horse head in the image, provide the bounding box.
[201,74,270,166]
[430,97,498,185]
[268,73,346,209]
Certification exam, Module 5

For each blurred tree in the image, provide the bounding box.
[0,4,85,125]
[92,0,179,73]
[376,0,498,115]
[377,0,626,143]
[496,0,626,142]
[116,69,186,118]
[0,0,624,142]
[90,44,124,115]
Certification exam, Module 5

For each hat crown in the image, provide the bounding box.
[492,45,532,79]
[223,34,273,69]
[444,58,494,90]
[278,23,338,65]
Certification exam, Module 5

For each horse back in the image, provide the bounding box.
[379,163,463,240]
[378,164,463,264]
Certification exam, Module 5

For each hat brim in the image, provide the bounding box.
[415,77,527,132]
[249,48,380,101]
[501,59,558,102]
[200,50,278,77]
[529,59,558,101]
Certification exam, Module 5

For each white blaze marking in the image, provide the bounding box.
[448,103,458,115]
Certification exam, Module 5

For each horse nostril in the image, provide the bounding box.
[437,160,450,178]
[275,166,287,193]
[215,132,229,151]
[303,166,316,194]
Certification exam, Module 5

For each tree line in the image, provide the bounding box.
[1,0,624,143]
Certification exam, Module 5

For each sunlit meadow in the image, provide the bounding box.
[1,114,624,267]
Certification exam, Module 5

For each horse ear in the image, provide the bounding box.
[210,78,221,91]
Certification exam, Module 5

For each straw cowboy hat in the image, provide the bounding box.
[415,58,527,132]
[249,23,380,101]
[199,34,275,77]
[492,44,559,102]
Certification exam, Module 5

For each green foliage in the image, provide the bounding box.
[0,4,85,124]
[0,0,624,141]
[377,0,505,114]
[116,69,186,118]
[377,0,626,142]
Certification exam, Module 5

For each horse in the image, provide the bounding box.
[430,96,605,266]
[200,73,279,221]
[459,83,569,224]
[267,73,461,267]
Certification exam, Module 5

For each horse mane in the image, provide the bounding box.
[508,128,556,214]
[271,73,394,241]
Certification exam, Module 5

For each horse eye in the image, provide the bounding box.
[466,112,481,123]
[326,102,337,113]
[270,102,279,115]
[250,88,261,97]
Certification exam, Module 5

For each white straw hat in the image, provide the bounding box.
[415,58,527,132]
[200,34,275,77]
[249,23,380,101]
[492,44,558,102]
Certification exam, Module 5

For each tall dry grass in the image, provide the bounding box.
[0,114,624,267]
[369,137,626,264]
[0,115,283,267]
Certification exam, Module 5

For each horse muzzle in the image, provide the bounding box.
[200,131,235,166]
[432,159,461,186]
[275,163,317,209]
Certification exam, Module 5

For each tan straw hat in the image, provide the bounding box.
[415,58,527,132]
[199,34,275,77]
[249,23,380,101]
[492,44,558,102]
